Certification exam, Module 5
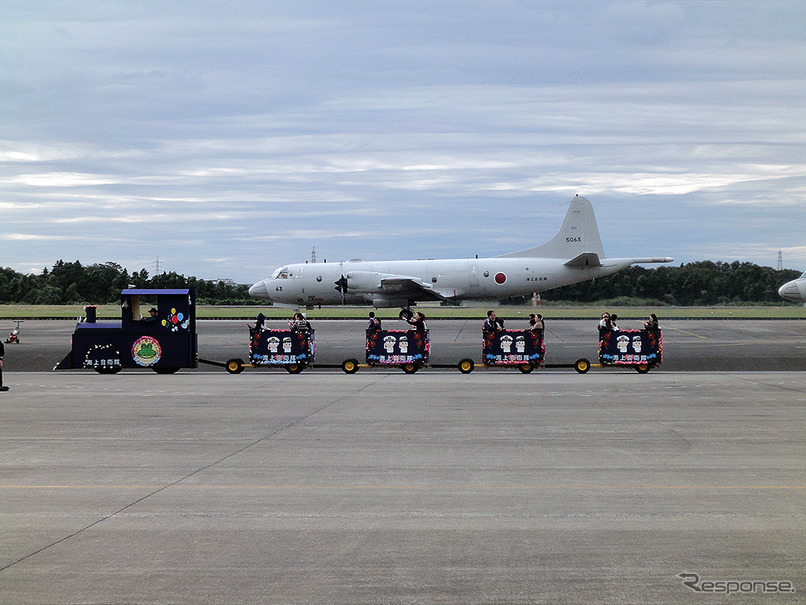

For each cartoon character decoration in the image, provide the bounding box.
[500,335,514,353]
[132,336,162,367]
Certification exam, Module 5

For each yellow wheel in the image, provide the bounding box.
[341,358,360,374]
[226,358,244,374]
[458,358,475,374]
[574,358,591,374]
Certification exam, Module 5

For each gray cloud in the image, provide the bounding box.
[3,1,806,281]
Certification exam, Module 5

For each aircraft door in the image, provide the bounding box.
[470,264,479,287]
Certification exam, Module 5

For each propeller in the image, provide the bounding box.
[334,275,348,305]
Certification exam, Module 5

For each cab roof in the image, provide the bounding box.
[121,289,191,296]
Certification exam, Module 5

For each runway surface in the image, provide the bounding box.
[4,318,806,373]
[1,319,805,603]
[1,371,805,603]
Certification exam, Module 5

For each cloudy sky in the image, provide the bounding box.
[3,1,806,283]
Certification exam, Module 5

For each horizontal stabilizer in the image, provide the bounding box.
[564,252,602,268]
[622,257,675,264]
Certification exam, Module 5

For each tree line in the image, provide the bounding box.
[545,261,801,306]
[0,260,251,305]
[0,259,801,306]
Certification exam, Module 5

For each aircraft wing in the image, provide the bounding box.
[377,276,451,302]
[342,270,451,303]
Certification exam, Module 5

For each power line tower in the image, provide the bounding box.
[154,256,162,275]
[777,249,783,271]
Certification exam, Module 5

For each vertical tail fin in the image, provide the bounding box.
[498,195,605,259]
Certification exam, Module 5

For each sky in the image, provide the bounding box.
[3,1,806,284]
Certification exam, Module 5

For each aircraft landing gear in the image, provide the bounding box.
[398,308,414,321]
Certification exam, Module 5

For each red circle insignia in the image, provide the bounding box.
[494,272,507,284]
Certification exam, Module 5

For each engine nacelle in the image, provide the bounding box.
[345,271,386,294]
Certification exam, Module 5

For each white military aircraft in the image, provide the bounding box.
[778,272,806,303]
[248,195,673,310]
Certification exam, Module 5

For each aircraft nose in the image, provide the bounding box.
[249,280,271,300]
[778,281,801,302]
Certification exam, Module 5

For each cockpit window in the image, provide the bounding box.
[269,266,302,279]
[270,266,289,279]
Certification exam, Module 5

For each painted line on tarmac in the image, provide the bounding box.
[664,326,707,339]
[4,484,806,491]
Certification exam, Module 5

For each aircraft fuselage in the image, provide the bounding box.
[249,256,637,307]
[779,273,806,303]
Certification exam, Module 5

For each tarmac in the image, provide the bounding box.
[1,319,805,603]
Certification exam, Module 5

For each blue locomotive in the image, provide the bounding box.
[55,288,198,374]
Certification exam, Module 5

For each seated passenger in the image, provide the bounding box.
[251,312,266,331]
[407,311,427,332]
[142,307,159,323]
[644,313,659,333]
[483,310,502,333]
[288,312,311,332]
[367,311,381,332]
